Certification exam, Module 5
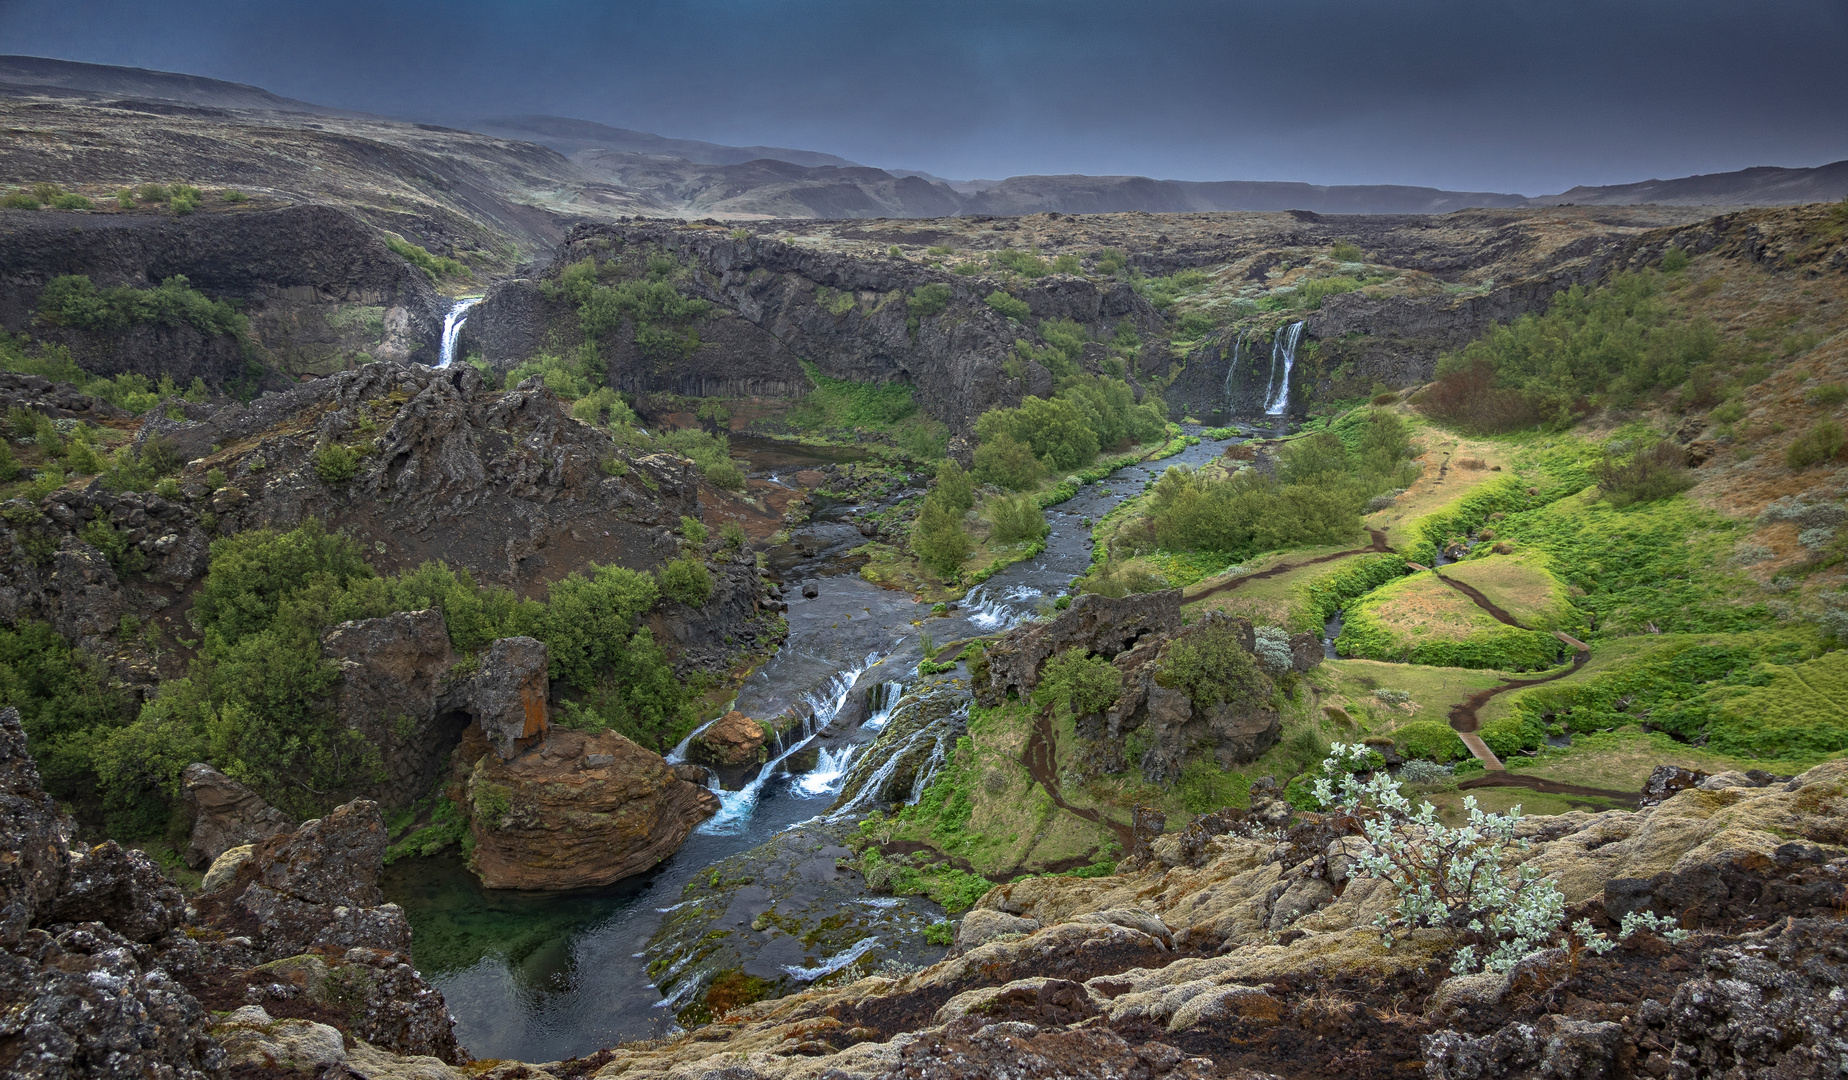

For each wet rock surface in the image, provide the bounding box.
[643,819,949,1023]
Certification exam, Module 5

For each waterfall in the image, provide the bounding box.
[1220,329,1247,418]
[1263,321,1305,416]
[861,682,906,731]
[437,296,485,369]
[697,654,878,834]
[795,743,859,797]
[963,583,1043,632]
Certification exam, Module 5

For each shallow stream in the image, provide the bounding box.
[381,423,1257,1061]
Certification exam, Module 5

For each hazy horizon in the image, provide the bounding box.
[2,0,1844,196]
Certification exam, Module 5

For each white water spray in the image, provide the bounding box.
[963,583,1043,632]
[1220,329,1247,417]
[437,296,485,369]
[1262,321,1305,416]
[697,654,879,834]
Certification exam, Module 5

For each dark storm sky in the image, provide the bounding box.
[3,0,1844,195]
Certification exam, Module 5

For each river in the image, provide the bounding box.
[381,421,1264,1061]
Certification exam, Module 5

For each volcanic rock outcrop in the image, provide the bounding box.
[463,726,720,890]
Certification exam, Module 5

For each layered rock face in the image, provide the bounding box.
[464,222,1166,434]
[0,202,443,379]
[180,762,291,869]
[464,726,719,890]
[689,709,768,768]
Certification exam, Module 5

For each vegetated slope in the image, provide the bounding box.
[1530,159,1848,207]
[962,174,1530,216]
[0,92,657,260]
[0,53,354,114]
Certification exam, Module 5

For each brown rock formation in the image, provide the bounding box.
[181,762,291,869]
[469,636,550,757]
[688,710,767,768]
[465,728,719,890]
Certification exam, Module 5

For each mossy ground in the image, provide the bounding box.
[1337,569,1566,670]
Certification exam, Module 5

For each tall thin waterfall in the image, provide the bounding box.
[437,296,484,369]
[1220,329,1247,419]
[1262,321,1305,416]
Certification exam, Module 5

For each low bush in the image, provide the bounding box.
[984,290,1032,322]
[1032,648,1122,718]
[934,460,974,511]
[985,493,1047,544]
[37,275,247,338]
[385,235,467,280]
[912,493,972,578]
[971,431,1044,491]
[1155,622,1270,713]
[1786,421,1844,470]
[1393,720,1469,763]
[313,443,360,484]
[656,557,713,607]
[1592,438,1694,506]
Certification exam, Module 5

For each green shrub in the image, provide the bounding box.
[168,184,201,214]
[136,183,170,203]
[924,921,954,946]
[912,494,972,579]
[1156,622,1270,712]
[221,190,249,204]
[907,283,952,319]
[50,193,94,211]
[313,443,360,484]
[1295,276,1362,310]
[116,190,135,209]
[985,493,1047,544]
[1786,421,1844,470]
[934,460,974,511]
[984,290,1032,322]
[1032,648,1122,718]
[1331,242,1363,262]
[2,191,40,210]
[720,522,747,550]
[1393,720,1469,763]
[1052,253,1081,274]
[1176,310,1217,338]
[991,250,1050,277]
[571,387,637,427]
[657,557,713,607]
[385,235,467,280]
[1093,249,1127,276]
[1804,383,1848,407]
[1660,246,1690,272]
[1592,439,1694,506]
[789,361,924,430]
[37,274,248,338]
[971,431,1044,491]
[976,395,1097,471]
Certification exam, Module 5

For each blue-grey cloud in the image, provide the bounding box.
[2,0,1844,194]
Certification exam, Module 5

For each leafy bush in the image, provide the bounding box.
[1660,246,1690,272]
[1419,270,1749,432]
[1156,622,1270,712]
[986,493,1047,544]
[1295,276,1362,310]
[1592,438,1694,506]
[1804,383,1848,407]
[1032,648,1122,718]
[313,443,360,484]
[548,255,708,358]
[50,193,94,210]
[385,235,467,280]
[1177,759,1250,813]
[991,250,1050,277]
[912,493,972,578]
[907,283,952,319]
[571,387,637,428]
[1313,744,1609,974]
[934,460,974,511]
[168,185,201,214]
[1093,249,1127,276]
[678,514,708,547]
[658,427,745,489]
[984,290,1032,322]
[656,557,713,607]
[1393,720,1469,763]
[924,921,954,946]
[1786,421,1844,470]
[971,432,1044,491]
[37,275,248,338]
[1331,242,1363,262]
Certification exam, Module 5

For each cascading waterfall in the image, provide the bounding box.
[962,583,1043,632]
[437,296,484,369]
[860,682,906,730]
[1220,329,1247,418]
[698,654,879,834]
[1262,321,1305,416]
[795,744,859,797]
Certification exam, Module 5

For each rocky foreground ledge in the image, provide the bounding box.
[4,691,1846,1077]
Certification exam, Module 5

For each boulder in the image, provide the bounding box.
[468,636,551,759]
[227,799,413,959]
[466,728,720,889]
[49,841,185,944]
[1640,763,1707,807]
[181,761,292,869]
[323,608,464,801]
[0,706,70,947]
[979,590,1184,705]
[688,710,767,768]
[200,844,255,895]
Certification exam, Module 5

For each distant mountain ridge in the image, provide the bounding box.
[3,55,1843,220]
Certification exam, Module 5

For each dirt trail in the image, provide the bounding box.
[1183,528,1395,604]
[1023,707,1135,848]
[1460,770,1640,807]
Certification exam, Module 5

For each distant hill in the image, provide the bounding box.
[471,114,860,169]
[961,175,1529,216]
[1527,161,1848,207]
[0,55,356,115]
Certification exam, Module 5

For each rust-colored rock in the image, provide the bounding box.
[466,728,719,890]
[688,710,766,768]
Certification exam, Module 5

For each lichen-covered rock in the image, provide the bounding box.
[978,590,1183,706]
[181,761,291,869]
[1423,1016,1626,1080]
[48,841,184,944]
[0,924,221,1080]
[213,1004,349,1070]
[953,909,1041,955]
[1664,917,1848,1078]
[199,843,254,895]
[466,728,719,889]
[0,707,69,948]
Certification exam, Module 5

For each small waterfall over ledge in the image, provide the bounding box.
[1262,321,1305,416]
[437,296,484,368]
